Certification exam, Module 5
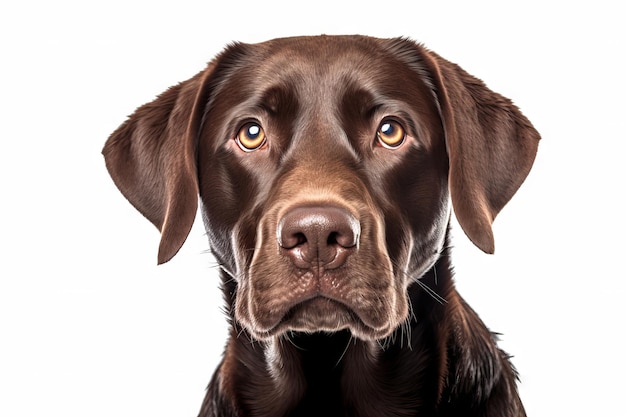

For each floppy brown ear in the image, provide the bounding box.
[416,46,540,253]
[103,65,215,264]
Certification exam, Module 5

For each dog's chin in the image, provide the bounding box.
[246,297,396,342]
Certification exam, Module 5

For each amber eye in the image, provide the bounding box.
[377,119,406,149]
[236,122,267,151]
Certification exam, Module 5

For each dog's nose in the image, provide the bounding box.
[277,205,360,269]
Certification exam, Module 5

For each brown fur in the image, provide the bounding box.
[103,35,539,416]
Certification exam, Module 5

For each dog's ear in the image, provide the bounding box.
[415,45,540,253]
[103,64,216,264]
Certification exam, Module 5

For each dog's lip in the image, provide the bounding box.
[281,296,357,324]
[259,295,392,340]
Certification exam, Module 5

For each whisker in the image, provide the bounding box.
[384,259,448,306]
[335,334,354,367]
[414,279,448,305]
[283,332,306,351]
[402,295,415,349]
[377,337,390,351]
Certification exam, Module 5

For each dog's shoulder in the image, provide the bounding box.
[441,292,525,416]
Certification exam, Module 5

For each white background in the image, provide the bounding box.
[1,1,624,416]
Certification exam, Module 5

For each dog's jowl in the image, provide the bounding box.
[103,35,540,417]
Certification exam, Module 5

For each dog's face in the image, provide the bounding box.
[103,35,539,342]
[199,37,449,340]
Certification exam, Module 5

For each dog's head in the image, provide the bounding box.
[104,36,539,341]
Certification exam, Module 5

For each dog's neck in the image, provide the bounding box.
[213,253,463,416]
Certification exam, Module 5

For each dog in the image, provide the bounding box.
[103,35,539,416]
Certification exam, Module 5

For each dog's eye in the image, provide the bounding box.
[236,122,267,151]
[377,119,405,149]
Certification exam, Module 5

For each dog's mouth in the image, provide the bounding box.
[279,297,357,331]
[250,296,396,341]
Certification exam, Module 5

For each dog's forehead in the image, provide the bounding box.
[259,35,380,64]
[255,36,404,86]
[215,36,426,114]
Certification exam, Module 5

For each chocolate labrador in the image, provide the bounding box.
[103,35,539,416]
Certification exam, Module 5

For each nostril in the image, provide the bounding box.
[327,232,339,246]
[280,231,307,249]
[327,231,357,248]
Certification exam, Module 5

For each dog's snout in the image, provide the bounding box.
[277,205,360,269]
